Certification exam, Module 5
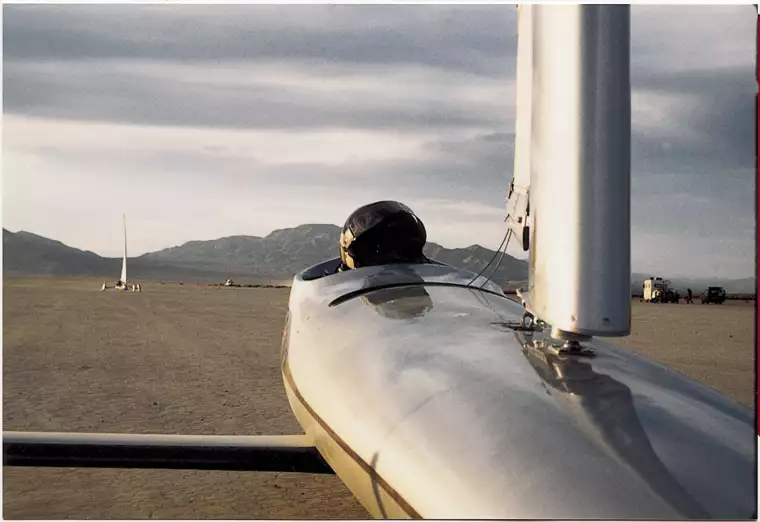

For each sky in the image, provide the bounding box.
[2,5,756,279]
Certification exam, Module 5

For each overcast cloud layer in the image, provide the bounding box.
[3,5,755,278]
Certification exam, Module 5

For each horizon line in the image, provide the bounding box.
[4,226,753,282]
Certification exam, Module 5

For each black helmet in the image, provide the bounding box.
[339,201,427,270]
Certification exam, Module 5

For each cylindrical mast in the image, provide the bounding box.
[123,214,127,260]
[120,214,128,284]
[527,5,631,337]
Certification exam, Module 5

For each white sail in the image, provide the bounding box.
[119,214,127,285]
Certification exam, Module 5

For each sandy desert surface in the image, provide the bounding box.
[3,277,755,519]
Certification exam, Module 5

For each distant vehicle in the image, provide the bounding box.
[702,287,726,304]
[224,279,234,287]
[662,288,680,304]
[643,277,679,303]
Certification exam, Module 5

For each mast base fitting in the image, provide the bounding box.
[550,327,591,342]
[548,328,595,356]
[548,341,596,357]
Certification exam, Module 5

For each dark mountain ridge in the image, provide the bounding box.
[3,225,530,286]
[5,226,754,293]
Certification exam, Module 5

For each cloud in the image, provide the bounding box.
[2,5,755,277]
[632,67,755,173]
[3,5,517,76]
[632,230,754,280]
[3,60,513,132]
[631,5,754,73]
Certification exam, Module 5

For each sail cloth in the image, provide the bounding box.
[505,5,532,252]
[512,4,532,196]
[119,214,127,285]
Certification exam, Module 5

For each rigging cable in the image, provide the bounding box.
[480,229,513,289]
[466,226,511,287]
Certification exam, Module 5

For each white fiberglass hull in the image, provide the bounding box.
[282,260,755,519]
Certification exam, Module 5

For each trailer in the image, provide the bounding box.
[643,277,679,303]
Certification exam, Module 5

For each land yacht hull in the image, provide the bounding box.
[283,260,755,519]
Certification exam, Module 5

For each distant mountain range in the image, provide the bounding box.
[3,225,529,287]
[4,226,755,293]
[3,229,243,282]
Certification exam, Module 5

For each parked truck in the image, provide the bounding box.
[701,286,727,304]
[643,277,679,303]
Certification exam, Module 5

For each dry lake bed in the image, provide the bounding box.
[3,277,755,519]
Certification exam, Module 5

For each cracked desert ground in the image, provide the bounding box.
[3,277,755,519]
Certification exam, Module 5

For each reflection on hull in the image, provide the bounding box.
[520,337,709,518]
[284,260,755,519]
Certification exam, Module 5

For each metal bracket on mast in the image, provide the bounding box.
[505,182,530,251]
